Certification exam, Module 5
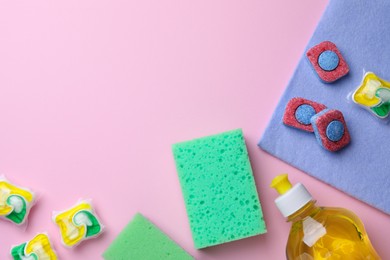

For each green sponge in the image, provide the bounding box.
[172,129,266,249]
[102,213,193,260]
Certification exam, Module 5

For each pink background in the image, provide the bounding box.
[0,0,389,259]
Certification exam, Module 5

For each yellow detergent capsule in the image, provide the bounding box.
[53,200,103,247]
[26,234,57,259]
[11,233,57,260]
[353,72,390,103]
[0,178,35,225]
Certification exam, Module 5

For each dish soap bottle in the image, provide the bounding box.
[270,174,380,259]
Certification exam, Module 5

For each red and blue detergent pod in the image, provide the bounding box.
[311,109,351,152]
[306,41,349,83]
[283,97,327,132]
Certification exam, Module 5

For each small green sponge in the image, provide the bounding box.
[172,129,266,249]
[102,213,193,260]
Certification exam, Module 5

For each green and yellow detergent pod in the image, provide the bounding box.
[11,233,57,260]
[53,200,103,247]
[352,72,390,119]
[0,178,35,225]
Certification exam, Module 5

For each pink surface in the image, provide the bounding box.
[0,0,388,259]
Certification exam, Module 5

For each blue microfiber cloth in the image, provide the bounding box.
[259,0,390,215]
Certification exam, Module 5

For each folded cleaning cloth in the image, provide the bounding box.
[259,0,390,215]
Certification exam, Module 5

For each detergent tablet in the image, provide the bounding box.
[306,41,349,83]
[311,109,351,152]
[283,97,327,132]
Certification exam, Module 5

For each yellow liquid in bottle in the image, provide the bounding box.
[286,201,380,260]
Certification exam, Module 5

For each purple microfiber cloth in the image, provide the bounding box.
[259,0,390,215]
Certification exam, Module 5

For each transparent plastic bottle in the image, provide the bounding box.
[270,174,380,260]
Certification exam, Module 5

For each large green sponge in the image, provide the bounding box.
[172,129,266,249]
[103,213,193,260]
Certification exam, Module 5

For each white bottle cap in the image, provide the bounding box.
[275,183,313,217]
[270,174,313,217]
